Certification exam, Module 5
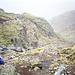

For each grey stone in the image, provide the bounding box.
[0,48,8,54]
[54,66,67,75]
[7,45,17,52]
[0,47,3,50]
[0,65,17,75]
[0,51,5,54]
[29,58,42,69]
[0,43,6,48]
[0,43,8,54]
[16,47,24,52]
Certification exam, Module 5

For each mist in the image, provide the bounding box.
[0,0,75,20]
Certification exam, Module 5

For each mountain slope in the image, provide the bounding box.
[0,8,56,50]
[50,10,75,43]
[22,13,55,37]
[0,8,19,24]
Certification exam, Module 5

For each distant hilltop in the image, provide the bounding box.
[49,10,75,43]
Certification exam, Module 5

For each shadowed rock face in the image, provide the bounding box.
[49,10,75,43]
[0,8,56,50]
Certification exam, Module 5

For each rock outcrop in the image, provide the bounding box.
[0,65,17,75]
[54,66,67,75]
[0,8,56,51]
[29,58,42,69]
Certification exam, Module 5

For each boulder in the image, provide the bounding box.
[0,65,17,75]
[7,45,16,50]
[16,47,25,52]
[7,45,25,52]
[54,66,67,75]
[0,47,3,51]
[34,67,40,71]
[11,47,25,52]
[0,43,6,48]
[0,48,8,54]
[29,58,42,69]
[0,44,8,54]
[0,47,4,54]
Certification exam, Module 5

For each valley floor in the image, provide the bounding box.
[0,40,75,75]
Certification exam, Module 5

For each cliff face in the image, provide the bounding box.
[50,10,75,43]
[22,13,55,37]
[0,8,56,50]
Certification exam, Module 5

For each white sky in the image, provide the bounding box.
[0,0,75,20]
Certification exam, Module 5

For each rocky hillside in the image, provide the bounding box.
[0,8,74,75]
[0,8,19,24]
[0,8,56,50]
[49,10,75,43]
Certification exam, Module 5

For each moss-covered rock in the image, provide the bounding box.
[0,8,56,50]
[29,58,42,69]
[58,45,75,65]
[46,55,51,59]
[0,65,17,75]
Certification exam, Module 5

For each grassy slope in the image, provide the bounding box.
[0,9,56,47]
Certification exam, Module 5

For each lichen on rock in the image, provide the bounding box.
[0,65,17,75]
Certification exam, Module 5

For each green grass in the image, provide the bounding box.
[0,24,23,45]
[22,45,49,55]
[58,45,75,65]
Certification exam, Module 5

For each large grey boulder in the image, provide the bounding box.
[29,58,42,69]
[0,47,8,54]
[0,65,17,75]
[7,45,25,52]
[54,66,67,75]
[0,43,8,54]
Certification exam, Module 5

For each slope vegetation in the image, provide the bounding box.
[0,8,56,50]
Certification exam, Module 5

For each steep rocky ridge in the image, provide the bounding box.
[22,13,55,37]
[0,8,56,50]
[49,10,75,43]
[0,8,74,75]
[0,8,19,24]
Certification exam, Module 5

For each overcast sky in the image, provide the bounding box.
[0,0,75,20]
